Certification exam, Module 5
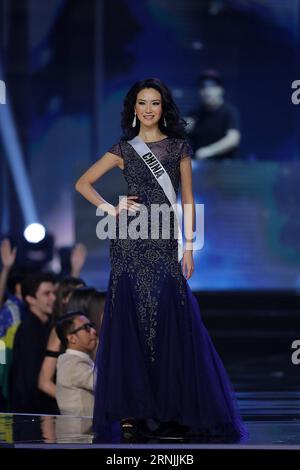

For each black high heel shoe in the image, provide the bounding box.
[120,418,138,440]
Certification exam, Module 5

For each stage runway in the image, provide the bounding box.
[1,390,300,449]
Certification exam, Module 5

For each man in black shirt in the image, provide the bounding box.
[10,272,57,414]
[187,70,241,159]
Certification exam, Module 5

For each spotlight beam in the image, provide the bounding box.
[0,86,39,227]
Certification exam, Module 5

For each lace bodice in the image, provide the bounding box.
[108,137,193,201]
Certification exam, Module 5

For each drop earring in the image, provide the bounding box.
[132,112,137,128]
[163,116,167,127]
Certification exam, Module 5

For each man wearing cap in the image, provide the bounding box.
[187,70,241,160]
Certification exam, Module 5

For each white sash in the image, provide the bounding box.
[128,136,183,261]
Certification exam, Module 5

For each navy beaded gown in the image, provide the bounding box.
[93,137,246,440]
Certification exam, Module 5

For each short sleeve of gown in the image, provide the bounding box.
[180,139,194,160]
[108,141,123,158]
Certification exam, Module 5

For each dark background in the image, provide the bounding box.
[0,0,299,290]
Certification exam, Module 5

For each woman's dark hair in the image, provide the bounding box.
[53,276,86,322]
[121,78,187,140]
[87,291,106,336]
[65,287,96,316]
[65,287,106,335]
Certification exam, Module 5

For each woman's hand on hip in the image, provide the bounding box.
[115,196,140,216]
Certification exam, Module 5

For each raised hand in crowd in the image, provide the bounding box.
[0,239,17,307]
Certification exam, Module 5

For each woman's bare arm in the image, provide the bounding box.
[38,328,61,398]
[180,157,196,251]
[75,152,139,215]
[75,152,122,215]
[180,157,195,280]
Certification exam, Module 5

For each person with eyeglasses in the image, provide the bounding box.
[55,311,97,416]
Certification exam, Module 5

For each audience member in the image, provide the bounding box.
[55,311,97,416]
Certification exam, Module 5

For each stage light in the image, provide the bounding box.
[0,63,41,238]
[23,223,46,243]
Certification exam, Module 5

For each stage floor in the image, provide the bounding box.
[1,390,300,448]
[1,351,300,449]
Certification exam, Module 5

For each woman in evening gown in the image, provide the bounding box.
[75,78,246,441]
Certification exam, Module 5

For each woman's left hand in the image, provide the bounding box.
[182,250,194,280]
